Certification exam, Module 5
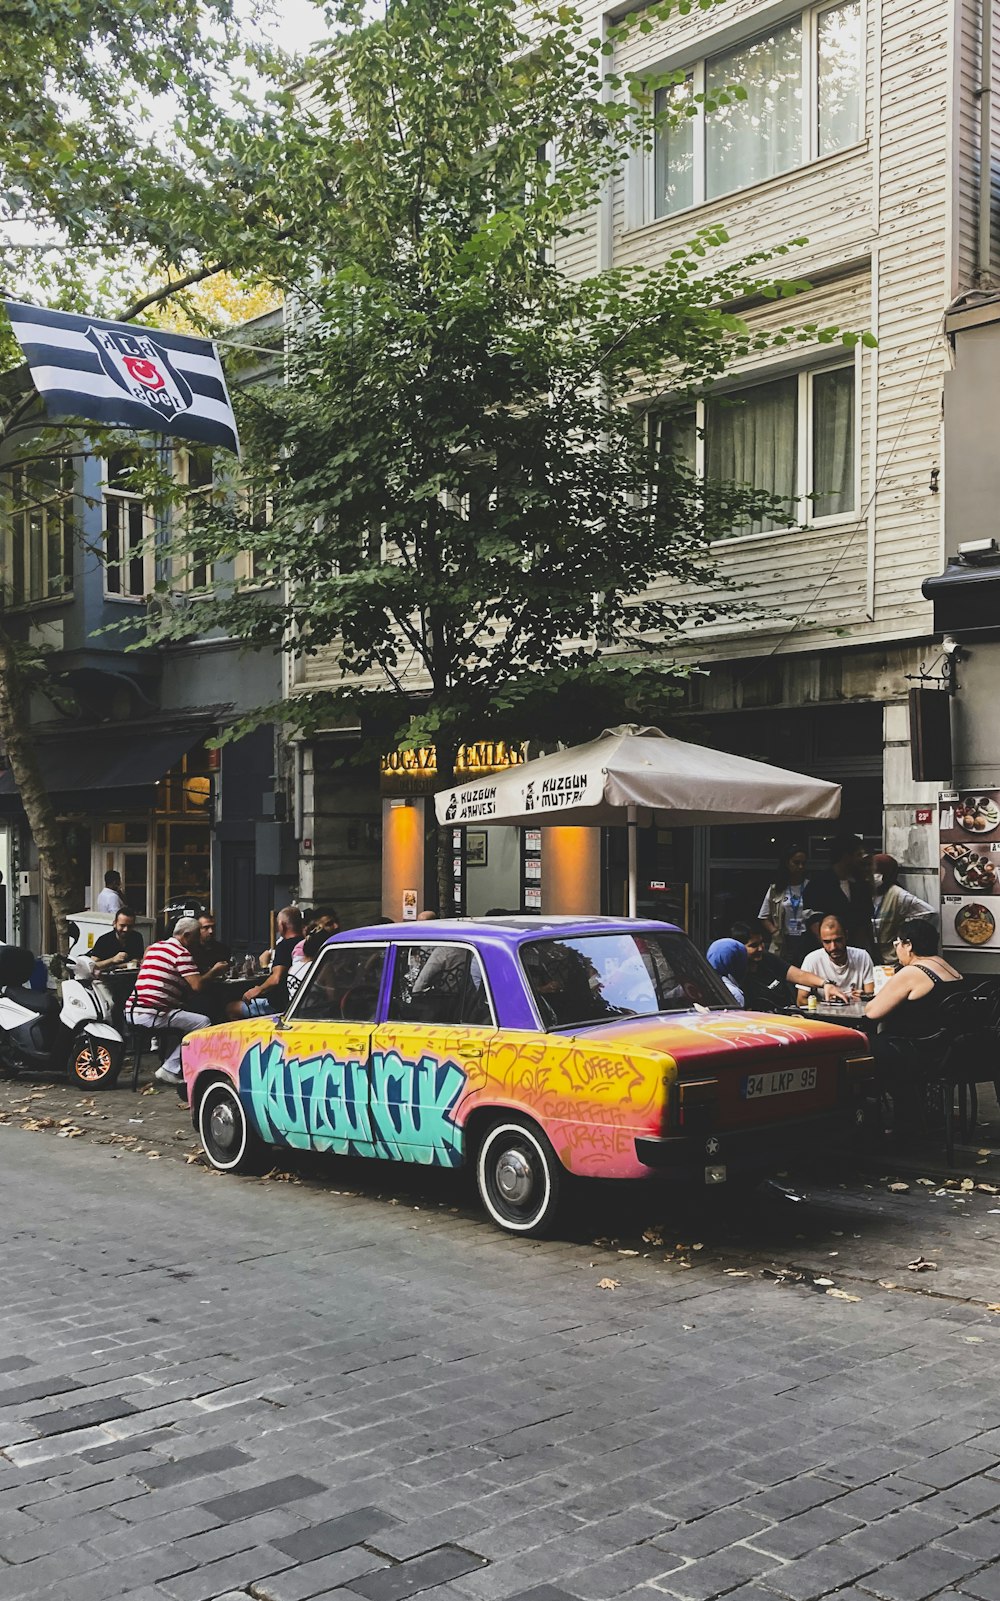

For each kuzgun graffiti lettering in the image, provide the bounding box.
[240,1041,467,1166]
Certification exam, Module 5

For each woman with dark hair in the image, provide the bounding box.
[864,919,964,1126]
[758,844,810,963]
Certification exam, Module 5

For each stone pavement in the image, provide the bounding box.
[3,1086,1000,1601]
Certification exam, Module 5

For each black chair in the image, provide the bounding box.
[123,1018,183,1092]
[917,980,1000,1165]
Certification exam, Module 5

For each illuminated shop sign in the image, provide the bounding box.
[381,741,524,794]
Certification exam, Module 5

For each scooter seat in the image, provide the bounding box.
[3,986,59,1016]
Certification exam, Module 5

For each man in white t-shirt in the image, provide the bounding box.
[796,915,875,1006]
[97,870,126,916]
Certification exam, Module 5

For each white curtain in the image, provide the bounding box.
[706,23,802,200]
[654,79,695,216]
[706,377,798,536]
[812,367,855,517]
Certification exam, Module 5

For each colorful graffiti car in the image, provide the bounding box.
[180,917,874,1236]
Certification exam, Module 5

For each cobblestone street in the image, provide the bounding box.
[3,1076,1000,1601]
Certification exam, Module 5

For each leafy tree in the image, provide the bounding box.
[145,0,862,912]
[0,0,289,949]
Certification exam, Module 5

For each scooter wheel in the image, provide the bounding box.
[68,1036,120,1090]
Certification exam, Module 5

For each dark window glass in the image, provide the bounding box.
[387,944,493,1026]
[293,945,387,1023]
[520,932,736,1029]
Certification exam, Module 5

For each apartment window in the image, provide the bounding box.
[104,453,153,600]
[176,446,216,591]
[652,0,862,217]
[655,363,856,537]
[6,459,74,605]
[236,482,277,586]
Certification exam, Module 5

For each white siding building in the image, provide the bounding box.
[292,0,992,931]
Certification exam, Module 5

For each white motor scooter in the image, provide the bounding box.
[0,944,125,1090]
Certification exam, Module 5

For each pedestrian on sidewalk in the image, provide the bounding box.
[127,917,228,1085]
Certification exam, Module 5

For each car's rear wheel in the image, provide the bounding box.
[476,1117,561,1237]
[198,1081,268,1174]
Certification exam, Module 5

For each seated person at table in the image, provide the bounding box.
[192,911,230,973]
[237,905,303,1017]
[864,919,963,1125]
[127,917,228,1085]
[732,922,849,1011]
[795,916,875,1006]
[91,909,144,973]
[286,928,329,1006]
[706,939,748,1005]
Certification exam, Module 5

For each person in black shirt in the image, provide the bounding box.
[192,911,231,974]
[805,832,874,953]
[238,905,303,1016]
[91,910,144,973]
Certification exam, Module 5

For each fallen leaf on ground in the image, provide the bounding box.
[618,1249,640,1257]
[916,1179,936,1187]
[907,1256,938,1272]
[977,1183,1000,1194]
[597,1277,620,1290]
[826,1288,861,1302]
[986,1304,1000,1313]
[723,1268,750,1277]
[184,1153,203,1165]
[642,1229,664,1246]
[147,1152,160,1160]
[878,1280,898,1289]
[888,1182,910,1193]
[980,1148,992,1157]
[961,1178,976,1191]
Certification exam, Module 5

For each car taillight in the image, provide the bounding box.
[676,1078,719,1133]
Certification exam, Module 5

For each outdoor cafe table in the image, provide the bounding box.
[793,1000,877,1038]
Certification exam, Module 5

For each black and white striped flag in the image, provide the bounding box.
[4,301,241,456]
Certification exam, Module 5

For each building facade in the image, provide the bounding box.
[287,0,996,939]
[0,314,291,954]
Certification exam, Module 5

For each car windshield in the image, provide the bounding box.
[519,931,737,1028]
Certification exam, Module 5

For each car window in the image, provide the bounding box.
[387,943,493,1027]
[519,932,736,1028]
[291,945,387,1023]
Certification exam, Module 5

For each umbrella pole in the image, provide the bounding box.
[627,804,637,918]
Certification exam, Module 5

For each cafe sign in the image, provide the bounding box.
[381,740,525,795]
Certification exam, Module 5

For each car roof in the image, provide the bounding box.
[325,916,683,946]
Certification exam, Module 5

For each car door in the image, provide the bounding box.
[249,942,388,1156]
[368,941,498,1167]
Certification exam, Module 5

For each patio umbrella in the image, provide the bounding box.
[434,724,841,915]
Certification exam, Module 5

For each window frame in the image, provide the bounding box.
[645,0,863,223]
[3,459,75,609]
[384,940,498,1029]
[653,355,861,545]
[284,941,390,1024]
[102,454,156,603]
[173,446,218,594]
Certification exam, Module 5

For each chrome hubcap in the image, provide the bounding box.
[209,1099,238,1151]
[496,1146,534,1206]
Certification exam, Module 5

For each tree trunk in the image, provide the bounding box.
[0,626,77,954]
[434,736,458,917]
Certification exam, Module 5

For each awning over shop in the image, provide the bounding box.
[0,729,203,816]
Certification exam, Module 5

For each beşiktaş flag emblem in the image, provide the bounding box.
[3,300,240,456]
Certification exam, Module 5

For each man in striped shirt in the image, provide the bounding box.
[128,917,228,1085]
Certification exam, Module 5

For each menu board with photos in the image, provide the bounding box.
[939,790,1000,950]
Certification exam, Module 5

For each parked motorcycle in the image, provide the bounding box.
[0,944,125,1090]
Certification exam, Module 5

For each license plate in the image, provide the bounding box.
[742,1066,818,1099]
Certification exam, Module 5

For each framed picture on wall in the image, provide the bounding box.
[466,831,488,867]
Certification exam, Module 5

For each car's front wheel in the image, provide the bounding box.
[198,1080,268,1174]
[476,1117,562,1237]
